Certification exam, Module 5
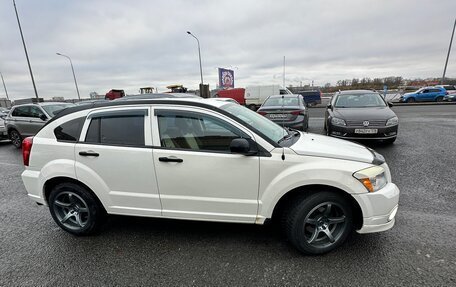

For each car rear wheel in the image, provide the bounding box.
[406,97,415,103]
[435,96,444,102]
[9,129,22,149]
[49,183,106,235]
[247,104,257,111]
[283,192,353,254]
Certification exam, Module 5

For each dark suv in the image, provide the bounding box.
[5,102,74,148]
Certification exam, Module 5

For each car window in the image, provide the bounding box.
[12,106,31,117]
[262,97,300,107]
[29,106,45,118]
[54,117,85,142]
[430,89,441,93]
[157,110,249,152]
[445,86,455,90]
[422,89,429,93]
[85,115,145,146]
[42,103,75,117]
[334,93,386,108]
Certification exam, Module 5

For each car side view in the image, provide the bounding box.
[5,102,74,148]
[21,99,400,254]
[400,87,447,103]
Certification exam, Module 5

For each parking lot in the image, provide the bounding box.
[0,104,455,286]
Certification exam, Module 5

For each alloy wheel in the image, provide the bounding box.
[10,130,21,147]
[52,191,90,230]
[302,202,347,248]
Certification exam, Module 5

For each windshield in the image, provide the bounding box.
[42,103,75,117]
[334,93,386,108]
[263,97,299,107]
[220,103,288,143]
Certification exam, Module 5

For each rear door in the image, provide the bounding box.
[75,106,162,216]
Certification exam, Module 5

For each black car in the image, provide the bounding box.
[257,94,309,131]
[324,90,398,143]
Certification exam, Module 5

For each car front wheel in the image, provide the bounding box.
[406,97,415,103]
[284,192,353,254]
[48,183,106,235]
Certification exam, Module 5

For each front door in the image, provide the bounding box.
[152,108,260,223]
[75,107,162,216]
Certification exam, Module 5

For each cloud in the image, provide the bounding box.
[0,0,455,100]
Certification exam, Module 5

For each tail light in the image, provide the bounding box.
[290,110,306,115]
[22,136,33,166]
[257,111,267,115]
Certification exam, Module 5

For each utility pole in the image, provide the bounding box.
[0,72,9,100]
[441,18,456,84]
[13,0,39,99]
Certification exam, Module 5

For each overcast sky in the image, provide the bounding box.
[0,0,455,100]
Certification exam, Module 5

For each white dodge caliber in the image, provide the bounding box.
[21,98,399,254]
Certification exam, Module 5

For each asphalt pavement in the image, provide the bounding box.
[1,105,455,286]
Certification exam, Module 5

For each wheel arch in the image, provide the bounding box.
[270,184,363,230]
[43,176,107,213]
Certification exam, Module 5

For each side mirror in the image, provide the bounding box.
[230,138,256,155]
[326,104,332,109]
[39,114,48,121]
[388,102,393,107]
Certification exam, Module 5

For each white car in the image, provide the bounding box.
[21,98,400,254]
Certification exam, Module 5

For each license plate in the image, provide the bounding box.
[269,114,288,119]
[355,129,378,134]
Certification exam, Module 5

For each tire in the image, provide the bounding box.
[436,96,444,102]
[9,129,22,149]
[48,183,106,236]
[383,137,396,144]
[283,192,353,255]
[406,97,415,103]
[248,104,257,111]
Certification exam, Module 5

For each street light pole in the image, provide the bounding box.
[56,53,81,100]
[13,0,39,99]
[441,18,456,85]
[0,72,10,100]
[186,31,204,85]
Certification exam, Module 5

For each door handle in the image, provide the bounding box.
[159,156,183,163]
[79,151,99,157]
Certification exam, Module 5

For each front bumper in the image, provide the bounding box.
[329,124,398,140]
[353,182,400,234]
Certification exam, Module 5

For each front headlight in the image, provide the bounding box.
[331,117,346,126]
[353,166,387,192]
[386,116,398,126]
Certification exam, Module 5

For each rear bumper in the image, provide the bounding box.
[353,183,400,234]
[269,115,308,128]
[21,169,46,205]
[329,124,398,140]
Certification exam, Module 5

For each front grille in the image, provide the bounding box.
[346,120,386,127]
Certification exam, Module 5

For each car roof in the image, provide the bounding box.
[338,90,378,95]
[268,94,300,99]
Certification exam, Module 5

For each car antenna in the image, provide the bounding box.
[281,93,285,161]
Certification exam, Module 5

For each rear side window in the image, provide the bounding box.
[54,117,85,142]
[85,115,145,146]
[12,106,31,117]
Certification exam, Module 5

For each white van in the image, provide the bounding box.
[245,85,292,110]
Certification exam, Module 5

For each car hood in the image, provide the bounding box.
[290,133,374,163]
[333,107,396,121]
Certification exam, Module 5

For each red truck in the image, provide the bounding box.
[105,89,125,100]
[215,88,245,105]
